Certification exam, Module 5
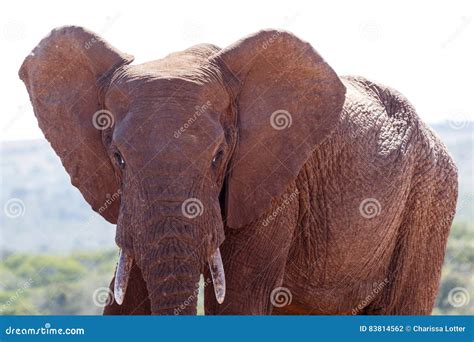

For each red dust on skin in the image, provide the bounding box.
[19,26,458,315]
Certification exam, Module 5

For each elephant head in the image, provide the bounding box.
[19,26,345,314]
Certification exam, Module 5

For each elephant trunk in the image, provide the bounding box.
[114,176,226,314]
[145,259,201,315]
[114,246,226,314]
[136,217,201,315]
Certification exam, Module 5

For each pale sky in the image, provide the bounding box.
[1,0,473,140]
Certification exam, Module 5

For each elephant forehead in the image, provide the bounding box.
[107,71,228,116]
[113,55,225,91]
[112,106,224,168]
[113,101,223,142]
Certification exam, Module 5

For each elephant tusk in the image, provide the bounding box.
[209,248,226,304]
[114,249,133,305]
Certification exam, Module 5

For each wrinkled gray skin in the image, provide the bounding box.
[19,26,457,315]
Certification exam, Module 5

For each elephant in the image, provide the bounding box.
[19,26,458,315]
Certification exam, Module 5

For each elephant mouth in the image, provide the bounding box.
[113,247,226,306]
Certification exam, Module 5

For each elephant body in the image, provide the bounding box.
[20,27,457,315]
[203,76,457,315]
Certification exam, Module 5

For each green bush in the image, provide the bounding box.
[0,221,472,315]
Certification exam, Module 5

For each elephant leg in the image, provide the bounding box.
[205,187,299,315]
[365,154,457,314]
[103,260,151,315]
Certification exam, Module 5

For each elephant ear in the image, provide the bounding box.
[216,30,346,228]
[18,26,134,223]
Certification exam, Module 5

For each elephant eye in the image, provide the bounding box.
[212,150,224,167]
[114,151,125,169]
